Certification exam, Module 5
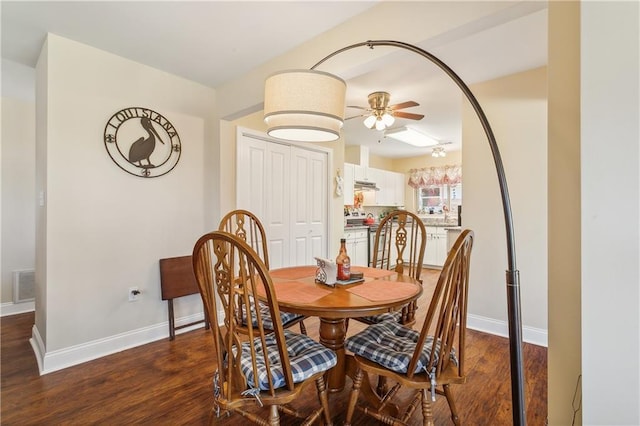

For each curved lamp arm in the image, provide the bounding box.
[313,40,525,425]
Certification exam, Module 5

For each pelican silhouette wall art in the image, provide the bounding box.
[128,116,165,168]
[104,107,181,178]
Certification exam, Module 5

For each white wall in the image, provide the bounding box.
[1,97,35,307]
[581,2,639,423]
[547,2,581,423]
[1,57,38,316]
[33,34,216,373]
[2,59,36,101]
[463,67,548,344]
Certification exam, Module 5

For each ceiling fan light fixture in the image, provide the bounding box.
[363,111,394,130]
[385,126,439,147]
[363,114,377,129]
[264,70,346,142]
[432,147,446,157]
[381,112,395,127]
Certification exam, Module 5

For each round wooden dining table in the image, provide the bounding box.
[266,265,423,393]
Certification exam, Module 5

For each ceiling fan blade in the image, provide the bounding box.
[389,100,419,110]
[393,111,425,120]
[345,114,366,120]
[346,105,369,110]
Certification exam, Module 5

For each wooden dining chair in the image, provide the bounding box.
[356,209,427,327]
[219,209,307,334]
[192,231,336,425]
[344,229,474,426]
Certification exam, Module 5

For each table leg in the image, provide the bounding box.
[319,317,347,392]
[168,299,176,341]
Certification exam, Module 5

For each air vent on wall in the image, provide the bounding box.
[13,269,35,304]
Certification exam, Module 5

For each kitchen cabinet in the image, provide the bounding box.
[343,163,354,206]
[354,164,376,182]
[367,167,383,187]
[362,189,377,207]
[424,226,448,267]
[354,165,384,185]
[344,228,369,267]
[347,163,406,208]
[386,171,406,207]
[375,170,394,206]
[363,169,406,207]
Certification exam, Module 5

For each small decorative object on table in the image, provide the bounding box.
[315,257,337,285]
[350,271,364,280]
[336,238,351,280]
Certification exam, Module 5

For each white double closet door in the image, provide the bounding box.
[236,129,329,269]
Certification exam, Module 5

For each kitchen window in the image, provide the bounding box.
[408,165,462,214]
[416,183,462,213]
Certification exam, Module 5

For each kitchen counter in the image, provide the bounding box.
[421,218,459,227]
[345,222,458,231]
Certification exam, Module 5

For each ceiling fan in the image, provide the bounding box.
[347,91,424,130]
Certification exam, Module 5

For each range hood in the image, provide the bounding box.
[351,146,380,191]
[354,180,380,191]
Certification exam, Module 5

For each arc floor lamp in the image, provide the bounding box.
[263,40,525,426]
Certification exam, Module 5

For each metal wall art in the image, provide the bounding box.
[104,107,181,178]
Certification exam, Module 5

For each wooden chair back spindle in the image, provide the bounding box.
[344,229,474,426]
[366,210,427,325]
[192,231,334,424]
[218,209,308,334]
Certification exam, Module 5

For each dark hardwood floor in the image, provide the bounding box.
[1,270,547,425]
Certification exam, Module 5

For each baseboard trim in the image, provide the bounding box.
[30,313,206,375]
[467,313,548,347]
[27,311,544,374]
[30,325,46,373]
[1,301,35,317]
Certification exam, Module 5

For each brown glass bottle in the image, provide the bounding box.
[336,238,351,281]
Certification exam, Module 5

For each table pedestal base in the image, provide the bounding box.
[319,317,347,392]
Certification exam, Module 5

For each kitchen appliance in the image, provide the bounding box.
[345,217,365,227]
[354,180,380,191]
[364,213,375,225]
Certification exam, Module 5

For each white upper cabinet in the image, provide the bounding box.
[345,163,406,207]
[354,164,379,183]
[382,170,406,207]
[353,164,367,181]
[374,169,406,207]
[392,172,406,206]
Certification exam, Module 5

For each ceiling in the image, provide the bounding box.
[1,1,548,159]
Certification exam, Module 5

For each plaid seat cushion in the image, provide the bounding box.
[243,300,304,330]
[358,310,401,324]
[240,330,337,390]
[345,320,442,374]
